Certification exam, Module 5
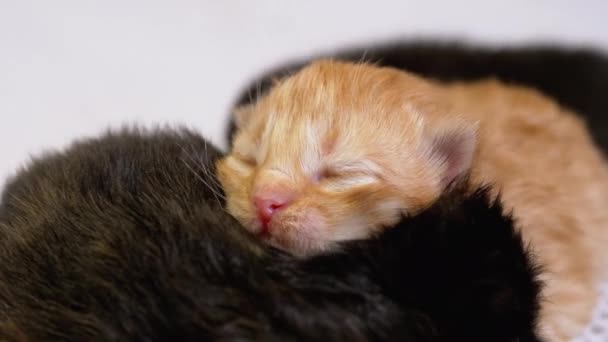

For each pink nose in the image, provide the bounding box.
[253,194,290,234]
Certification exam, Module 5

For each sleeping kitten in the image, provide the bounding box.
[217,60,608,340]
[0,128,541,341]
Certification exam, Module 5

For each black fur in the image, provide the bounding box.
[0,128,541,341]
[228,42,608,149]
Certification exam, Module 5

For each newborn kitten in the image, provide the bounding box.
[0,128,542,341]
[217,60,608,340]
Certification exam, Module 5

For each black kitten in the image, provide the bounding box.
[0,128,541,341]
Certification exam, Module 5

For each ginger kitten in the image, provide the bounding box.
[217,60,608,340]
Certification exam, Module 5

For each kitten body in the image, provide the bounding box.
[218,60,608,340]
[0,128,541,341]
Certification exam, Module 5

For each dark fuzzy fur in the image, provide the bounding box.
[229,42,608,149]
[0,128,541,341]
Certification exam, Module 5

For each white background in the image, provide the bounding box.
[1,0,608,184]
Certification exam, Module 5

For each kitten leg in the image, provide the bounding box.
[535,253,598,341]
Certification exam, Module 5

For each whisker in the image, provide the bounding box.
[180,157,225,207]
[176,143,226,205]
[255,78,263,103]
[200,140,224,188]
[180,141,224,191]
[357,49,370,64]
[244,78,264,108]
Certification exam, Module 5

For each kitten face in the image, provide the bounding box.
[217,60,475,256]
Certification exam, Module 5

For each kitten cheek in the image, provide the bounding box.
[225,199,258,230]
[216,158,259,230]
[327,216,377,242]
[320,191,403,241]
[216,157,255,197]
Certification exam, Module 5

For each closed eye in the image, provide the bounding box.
[321,160,381,179]
[320,172,378,191]
[316,161,380,190]
[319,167,341,181]
[233,152,257,167]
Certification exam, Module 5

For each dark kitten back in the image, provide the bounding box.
[0,128,541,341]
[0,128,397,341]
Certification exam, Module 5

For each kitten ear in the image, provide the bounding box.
[233,104,254,129]
[427,121,478,188]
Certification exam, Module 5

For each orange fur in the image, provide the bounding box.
[217,60,608,340]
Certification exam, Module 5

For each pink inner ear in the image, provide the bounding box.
[431,128,477,187]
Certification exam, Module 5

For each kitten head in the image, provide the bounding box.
[217,60,477,256]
